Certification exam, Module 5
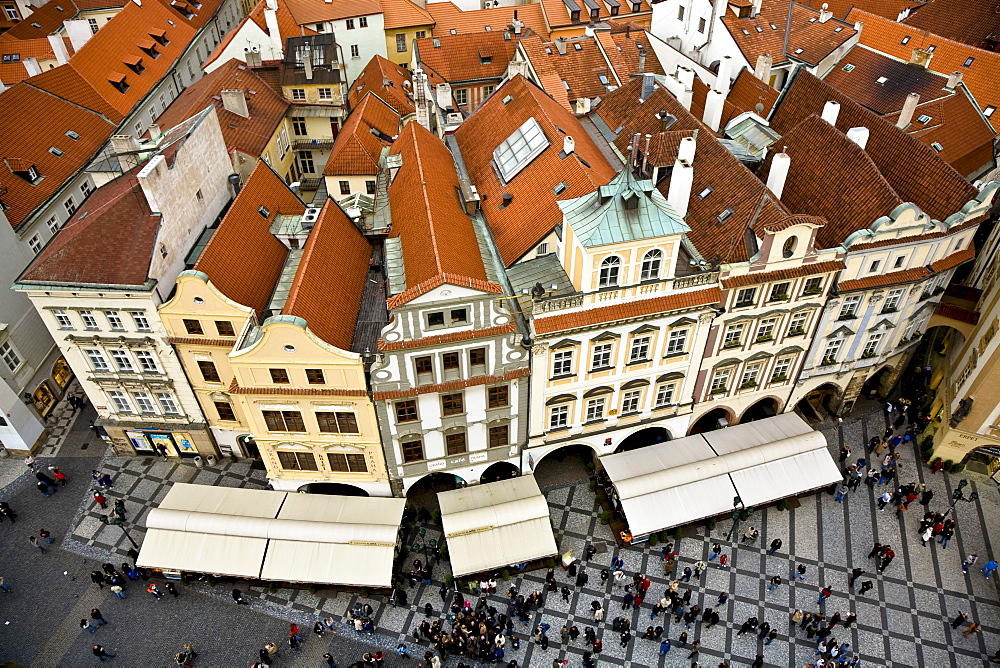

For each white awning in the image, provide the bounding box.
[137,484,405,587]
[602,413,841,537]
[438,476,558,578]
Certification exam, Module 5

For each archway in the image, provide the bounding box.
[405,472,465,511]
[739,397,779,424]
[299,482,370,496]
[795,383,842,422]
[480,461,520,484]
[860,365,893,401]
[614,426,671,454]
[961,445,1000,476]
[688,407,733,435]
[531,444,597,488]
[236,435,261,459]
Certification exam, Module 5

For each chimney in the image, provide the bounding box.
[111,134,140,171]
[846,126,869,149]
[48,34,70,66]
[555,38,567,55]
[244,47,262,67]
[818,2,832,22]
[22,58,42,77]
[563,136,575,155]
[754,53,772,83]
[63,19,94,52]
[637,47,646,74]
[751,0,762,17]
[436,82,453,109]
[264,8,283,58]
[512,9,523,35]
[821,100,840,126]
[0,79,6,95]
[909,47,932,69]
[221,89,250,118]
[413,68,431,131]
[264,0,276,8]
[667,136,697,217]
[303,44,313,81]
[945,71,962,90]
[703,89,725,132]
[148,123,162,140]
[675,66,695,89]
[767,149,790,199]
[896,92,920,128]
[713,55,732,94]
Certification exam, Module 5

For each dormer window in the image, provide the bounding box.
[125,56,145,74]
[1,53,19,63]
[149,29,169,46]
[10,162,41,184]
[170,0,193,18]
[480,55,492,64]
[138,40,160,59]
[590,7,599,19]
[570,9,580,21]
[258,205,270,218]
[494,117,549,182]
[108,73,130,93]
[631,1,640,11]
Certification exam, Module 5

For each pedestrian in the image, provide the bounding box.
[844,613,856,628]
[81,618,97,634]
[37,527,55,544]
[91,609,107,627]
[584,544,596,561]
[817,587,832,604]
[659,638,671,655]
[182,643,197,663]
[920,489,933,506]
[877,492,891,510]
[839,445,851,463]
[741,526,759,544]
[709,543,722,561]
[963,554,978,574]
[867,543,882,560]
[951,612,968,629]
[718,553,729,568]
[766,628,778,645]
[680,566,692,582]
[938,527,954,549]
[879,548,896,573]
[232,588,249,605]
[0,501,17,522]
[157,443,169,460]
[794,564,807,580]
[165,581,179,598]
[963,622,981,638]
[982,560,999,579]
[858,580,874,596]
[768,538,783,555]
[619,630,631,648]
[98,473,113,488]
[92,645,115,662]
[93,490,107,509]
[323,653,336,666]
[716,591,728,607]
[51,468,67,486]
[757,621,771,639]
[687,639,700,660]
[28,536,45,552]
[767,575,781,592]
[259,648,273,665]
[147,583,163,600]
[576,568,589,588]
[36,481,52,497]
[110,584,125,599]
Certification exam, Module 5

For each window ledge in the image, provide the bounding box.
[625,358,651,366]
[549,373,576,381]
[662,351,687,359]
[547,426,571,434]
[589,366,615,373]
[618,411,641,418]
[583,418,606,426]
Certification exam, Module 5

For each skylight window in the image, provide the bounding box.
[834,26,843,32]
[755,25,762,32]
[916,114,931,124]
[985,106,996,118]
[742,29,749,35]
[48,147,63,157]
[769,23,777,29]
[963,56,974,67]
[926,45,935,52]
[793,48,803,54]
[842,63,855,71]
[931,142,943,151]
[697,187,713,199]
[65,130,80,140]
[258,205,270,218]
[900,36,910,44]
[494,117,549,182]
[717,208,734,222]
[808,17,816,22]
[875,76,888,84]
[573,42,583,50]
[562,79,570,90]
[553,181,568,195]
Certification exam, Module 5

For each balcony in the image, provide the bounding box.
[293,137,336,151]
[298,177,323,191]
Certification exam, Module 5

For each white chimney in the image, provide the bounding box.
[63,19,95,52]
[751,0,762,17]
[846,126,869,149]
[265,0,276,8]
[703,89,725,132]
[818,2,832,22]
[221,89,250,118]
[896,92,920,128]
[22,58,42,77]
[637,47,646,74]
[111,134,140,171]
[48,34,70,66]
[754,53,772,83]
[667,137,697,218]
[945,71,962,90]
[511,9,523,35]
[555,38,567,56]
[713,55,732,94]
[564,136,576,154]
[413,68,430,131]
[676,66,695,89]
[436,82,453,109]
[821,100,840,126]
[264,8,283,58]
[148,123,162,140]
[767,150,790,199]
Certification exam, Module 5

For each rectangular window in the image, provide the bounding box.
[197,360,221,382]
[131,311,150,331]
[862,333,883,357]
[769,282,790,301]
[442,352,460,370]
[654,383,675,406]
[0,341,20,372]
[838,295,862,319]
[64,197,77,216]
[327,452,367,472]
[445,432,467,455]
[621,389,641,413]
[454,88,467,106]
[133,392,156,413]
[401,439,424,462]
[182,319,203,335]
[269,368,290,384]
[305,368,325,384]
[740,363,761,388]
[110,350,134,372]
[395,400,417,423]
[549,404,569,429]
[723,323,744,347]
[291,88,306,101]
[414,356,433,380]
[822,339,843,364]
[277,451,318,471]
[345,18,355,28]
[28,235,41,254]
[396,33,407,52]
[488,384,509,408]
[155,393,179,415]
[803,277,823,295]
[883,289,904,312]
[53,309,73,329]
[756,318,776,341]
[292,117,307,135]
[81,180,93,197]
[666,329,688,354]
[359,16,367,26]
[108,390,132,413]
[591,342,613,369]
[893,255,905,269]
[215,320,236,336]
[350,44,359,58]
[427,312,445,327]
[553,350,573,376]
[869,259,881,273]
[735,287,756,307]
[262,410,305,432]
[469,347,486,368]
[585,397,606,422]
[339,181,350,195]
[318,87,333,100]
[214,401,237,421]
[788,311,808,335]
[85,349,108,371]
[80,310,98,329]
[629,337,650,363]
[46,216,59,234]
[710,368,731,393]
[297,150,315,174]
[135,351,158,372]
[442,392,464,416]
[317,411,360,433]
[677,5,684,19]
[771,357,792,382]
[488,424,509,448]
[105,311,124,330]
[698,16,706,32]
[416,30,426,38]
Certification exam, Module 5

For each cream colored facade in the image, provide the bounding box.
[260,119,297,185]
[161,272,391,495]
[384,24,432,67]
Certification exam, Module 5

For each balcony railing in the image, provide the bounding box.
[293,137,336,151]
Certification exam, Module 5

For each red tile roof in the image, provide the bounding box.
[2,0,78,40]
[426,2,548,38]
[282,0,380,25]
[722,0,857,67]
[153,59,289,158]
[0,83,116,228]
[518,35,618,109]
[596,28,664,80]
[386,121,497,304]
[900,0,1000,49]
[284,199,372,350]
[934,301,979,325]
[415,30,518,83]
[725,68,780,118]
[386,274,503,311]
[380,0,432,30]
[823,45,952,115]
[378,322,515,349]
[206,0,315,69]
[535,287,722,334]
[455,74,616,266]
[194,162,299,315]
[837,265,931,291]
[348,54,445,116]
[800,0,921,21]
[0,35,74,84]
[538,0,652,31]
[720,259,845,289]
[929,246,975,273]
[18,173,159,287]
[322,92,399,176]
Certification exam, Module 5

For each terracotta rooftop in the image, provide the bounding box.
[385,122,495,305]
[194,162,299,316]
[722,0,857,68]
[929,246,975,273]
[426,2,548,38]
[282,0,380,25]
[153,59,289,158]
[837,265,931,291]
[535,287,722,334]
[596,28,664,80]
[322,92,399,176]
[454,74,617,266]
[720,259,845,289]
[380,0,432,30]
[768,70,979,226]
[538,0,652,31]
[798,0,921,21]
[348,54,445,116]
[0,35,74,84]
[18,173,159,287]
[518,35,619,109]
[823,45,952,115]
[725,68,779,118]
[0,82,116,228]
[848,9,1000,115]
[283,199,372,350]
[2,0,78,40]
[414,30,518,83]
[206,0,315,69]
[900,0,1000,49]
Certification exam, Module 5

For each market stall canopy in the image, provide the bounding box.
[138,484,405,586]
[438,476,558,578]
[601,413,841,538]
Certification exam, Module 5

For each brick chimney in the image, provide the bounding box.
[909,47,933,69]
[945,71,962,90]
[221,89,250,118]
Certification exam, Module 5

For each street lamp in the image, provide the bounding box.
[725,495,743,542]
[99,513,138,549]
[951,479,979,504]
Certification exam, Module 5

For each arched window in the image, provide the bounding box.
[599,256,621,287]
[782,236,798,258]
[640,249,662,281]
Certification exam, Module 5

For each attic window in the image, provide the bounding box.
[108,73,130,93]
[754,25,762,32]
[769,23,777,29]
[573,42,583,50]
[741,29,749,35]
[9,163,41,184]
[258,205,270,218]
[916,114,931,124]
[963,57,974,67]
[926,45,935,52]
[1,54,19,63]
[900,36,910,44]
[834,26,843,32]
[875,76,888,84]
[808,17,816,22]
[170,0,194,18]
[484,25,491,30]
[502,94,513,105]
[48,147,64,157]
[65,130,80,140]
[553,181,568,195]
[842,63,855,71]
[125,56,145,74]
[450,28,457,34]
[138,40,161,58]
[150,30,169,46]
[494,117,549,182]
[545,47,552,54]
[697,186,713,199]
[562,79,570,90]
[631,1,640,11]
[793,48,803,54]
[931,142,943,152]
[984,106,996,117]
[480,55,492,64]
[717,207,734,222]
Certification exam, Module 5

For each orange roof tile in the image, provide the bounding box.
[847,9,1000,114]
[518,34,623,109]
[380,0,432,30]
[535,287,722,334]
[934,301,979,325]
[415,30,518,83]
[322,92,399,176]
[455,74,616,266]
[596,28,664,81]
[823,45,952,115]
[284,199,372,349]
[348,54,445,115]
[378,322,515,349]
[2,0,77,40]
[837,266,931,291]
[929,246,975,273]
[900,0,1000,49]
[387,274,503,311]
[720,259,845,289]
[153,59,289,158]
[726,67,779,117]
[426,1,548,38]
[194,162,299,315]
[722,0,857,68]
[0,83,116,228]
[538,0,652,31]
[386,122,495,303]
[18,173,159,287]
[206,0,315,69]
[282,0,380,25]
[0,35,74,84]
[799,0,921,21]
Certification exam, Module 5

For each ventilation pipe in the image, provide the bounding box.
[767,149,790,199]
